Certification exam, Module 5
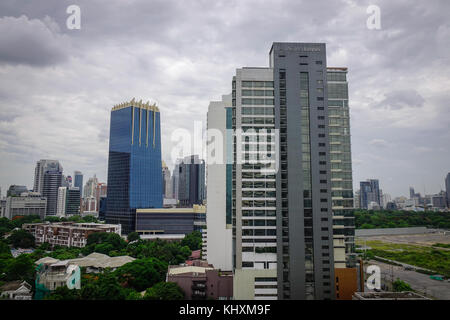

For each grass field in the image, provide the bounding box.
[356,239,450,277]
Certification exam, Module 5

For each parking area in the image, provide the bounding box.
[366,259,450,300]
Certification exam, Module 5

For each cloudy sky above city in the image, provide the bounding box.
[0,0,449,198]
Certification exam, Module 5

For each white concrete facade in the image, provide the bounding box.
[206,94,233,271]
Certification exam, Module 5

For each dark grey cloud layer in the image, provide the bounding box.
[0,0,449,198]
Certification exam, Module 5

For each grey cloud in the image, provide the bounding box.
[378,89,425,110]
[0,15,70,67]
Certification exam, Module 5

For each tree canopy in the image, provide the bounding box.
[115,257,168,292]
[7,229,35,248]
[144,281,184,300]
[181,231,202,251]
[355,210,450,229]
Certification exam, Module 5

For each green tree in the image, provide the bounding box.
[181,231,202,251]
[80,270,126,300]
[5,254,35,283]
[144,281,184,300]
[393,279,412,292]
[44,286,81,300]
[115,258,168,292]
[82,232,127,256]
[7,229,35,248]
[127,232,140,242]
[44,216,61,223]
[81,215,98,223]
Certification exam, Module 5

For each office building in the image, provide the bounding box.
[4,192,47,219]
[98,196,107,220]
[135,205,206,236]
[446,173,450,208]
[56,187,81,216]
[6,185,28,197]
[359,179,381,209]
[177,155,206,207]
[73,171,83,198]
[228,43,335,300]
[33,160,63,216]
[106,99,163,234]
[326,67,355,269]
[206,94,233,272]
[431,191,446,209]
[172,160,181,202]
[162,161,172,199]
[23,221,121,248]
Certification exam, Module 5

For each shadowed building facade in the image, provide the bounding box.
[106,99,163,234]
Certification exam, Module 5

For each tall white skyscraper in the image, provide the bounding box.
[206,94,233,272]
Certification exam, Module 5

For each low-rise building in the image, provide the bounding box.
[0,281,32,300]
[36,252,135,274]
[135,205,206,236]
[67,252,135,273]
[4,192,47,219]
[22,221,121,248]
[167,262,233,300]
[35,259,81,293]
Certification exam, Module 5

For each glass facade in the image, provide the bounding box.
[327,68,356,267]
[106,102,163,234]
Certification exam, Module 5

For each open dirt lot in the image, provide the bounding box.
[357,232,450,247]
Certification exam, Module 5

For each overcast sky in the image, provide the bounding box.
[0,0,449,198]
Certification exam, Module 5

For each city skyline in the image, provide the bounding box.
[1,1,450,199]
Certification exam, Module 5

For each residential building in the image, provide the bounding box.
[0,281,32,300]
[74,171,83,198]
[34,258,81,295]
[84,196,97,212]
[106,99,163,234]
[206,94,233,272]
[6,185,28,197]
[4,192,47,219]
[354,189,360,208]
[37,252,135,274]
[135,205,206,236]
[83,175,98,199]
[57,187,81,216]
[167,263,233,300]
[33,160,63,216]
[327,67,356,269]
[94,182,107,212]
[229,42,335,300]
[177,155,206,207]
[23,221,121,248]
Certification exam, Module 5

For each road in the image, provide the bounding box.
[367,259,450,300]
